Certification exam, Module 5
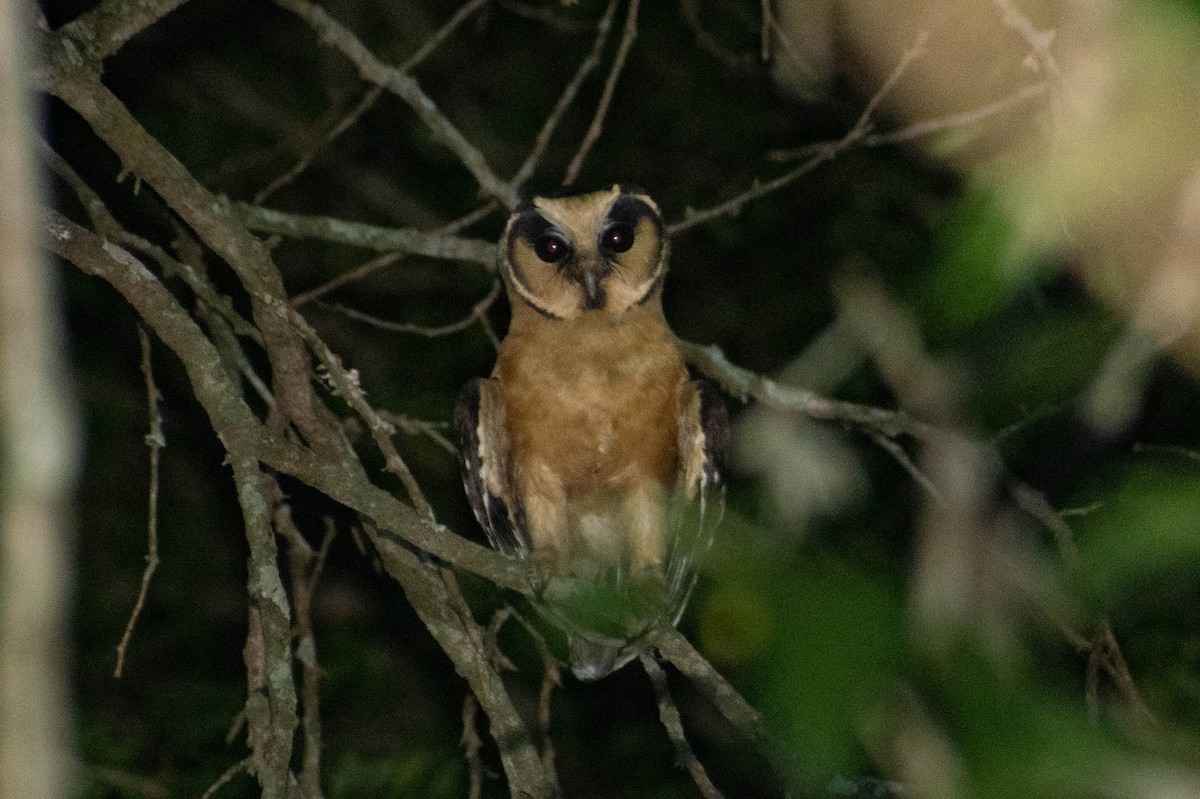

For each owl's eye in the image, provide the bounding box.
[601,223,635,253]
[533,234,570,263]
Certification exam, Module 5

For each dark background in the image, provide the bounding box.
[42,1,1200,797]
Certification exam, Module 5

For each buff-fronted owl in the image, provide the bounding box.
[455,185,727,680]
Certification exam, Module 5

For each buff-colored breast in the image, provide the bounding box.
[493,304,687,498]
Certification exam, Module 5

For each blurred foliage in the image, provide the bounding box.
[41,0,1200,797]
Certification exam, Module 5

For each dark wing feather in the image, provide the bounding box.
[665,379,729,620]
[454,378,526,557]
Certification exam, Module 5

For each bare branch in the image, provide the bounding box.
[57,0,192,61]
[506,609,564,776]
[510,0,622,190]
[679,0,757,72]
[376,411,458,456]
[234,203,496,266]
[256,0,492,204]
[499,1,599,32]
[322,279,501,339]
[293,252,405,307]
[460,696,486,799]
[276,503,333,799]
[113,327,164,679]
[232,457,297,799]
[669,32,927,234]
[198,758,250,799]
[41,33,348,460]
[866,82,1047,148]
[274,0,519,208]
[768,82,1048,161]
[865,427,941,502]
[641,654,725,799]
[39,141,262,344]
[563,0,640,185]
[44,210,526,590]
[268,297,434,519]
[369,537,557,798]
[652,627,781,768]
[679,339,935,440]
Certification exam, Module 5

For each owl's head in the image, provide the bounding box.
[499,185,669,320]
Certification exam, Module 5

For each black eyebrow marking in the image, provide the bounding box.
[508,205,557,246]
[607,194,661,236]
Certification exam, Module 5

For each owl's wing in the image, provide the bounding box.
[665,379,729,617]
[678,379,730,501]
[454,378,527,557]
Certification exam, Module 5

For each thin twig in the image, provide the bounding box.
[641,654,725,799]
[274,497,333,799]
[652,627,773,757]
[758,0,770,62]
[57,0,190,62]
[499,0,599,32]
[267,297,434,518]
[80,764,168,799]
[679,339,936,440]
[563,0,640,185]
[669,32,927,234]
[292,252,405,308]
[198,758,251,799]
[510,0,621,190]
[865,427,941,502]
[678,0,756,72]
[769,82,1048,162]
[234,202,497,266]
[274,0,519,208]
[461,696,486,799]
[443,201,500,234]
[256,0,491,204]
[114,327,164,679]
[867,82,1047,147]
[321,279,501,338]
[1132,442,1200,465]
[375,411,457,456]
[509,609,564,776]
[169,222,277,411]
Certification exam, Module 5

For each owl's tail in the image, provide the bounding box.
[567,635,639,682]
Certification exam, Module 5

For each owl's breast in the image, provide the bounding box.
[493,311,687,495]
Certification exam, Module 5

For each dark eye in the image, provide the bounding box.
[601,223,635,253]
[533,234,570,263]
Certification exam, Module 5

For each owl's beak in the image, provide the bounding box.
[582,272,601,308]
[573,258,609,310]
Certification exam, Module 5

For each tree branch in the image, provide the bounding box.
[46,205,553,795]
[40,30,349,461]
[679,339,936,440]
[562,0,640,185]
[43,210,526,588]
[668,32,927,234]
[510,0,622,191]
[113,327,164,679]
[234,202,497,267]
[57,0,193,61]
[274,0,519,209]
[641,654,725,799]
[233,458,298,799]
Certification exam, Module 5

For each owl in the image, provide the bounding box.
[455,185,727,680]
